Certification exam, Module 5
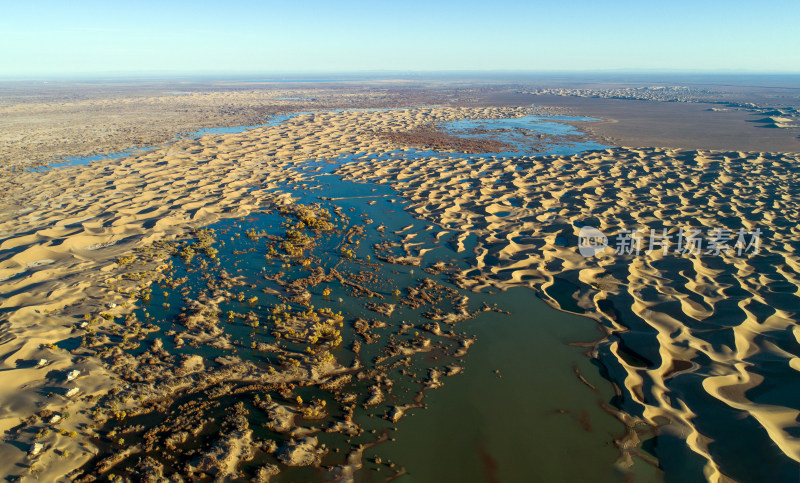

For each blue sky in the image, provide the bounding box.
[1,0,798,77]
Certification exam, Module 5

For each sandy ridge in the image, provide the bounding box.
[336,146,800,480]
[0,106,528,480]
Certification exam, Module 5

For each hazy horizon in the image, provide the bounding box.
[3,70,800,84]
[2,0,799,77]
[2,5,800,480]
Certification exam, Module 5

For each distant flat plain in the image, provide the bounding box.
[478,91,800,152]
[2,77,798,173]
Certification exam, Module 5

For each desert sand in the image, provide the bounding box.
[2,85,800,481]
[0,81,473,174]
[0,105,529,481]
[337,145,800,480]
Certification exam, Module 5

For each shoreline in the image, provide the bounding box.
[0,105,555,481]
[2,88,800,481]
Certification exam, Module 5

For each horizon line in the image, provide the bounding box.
[3,69,800,83]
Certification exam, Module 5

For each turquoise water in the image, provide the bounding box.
[441,114,607,156]
[445,114,598,135]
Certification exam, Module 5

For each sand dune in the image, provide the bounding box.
[337,146,800,479]
[0,84,481,174]
[3,103,800,480]
[0,106,529,480]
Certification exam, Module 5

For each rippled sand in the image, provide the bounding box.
[2,102,799,481]
[0,106,527,480]
[337,146,800,479]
